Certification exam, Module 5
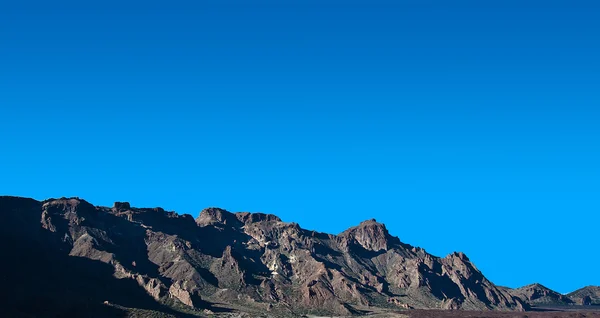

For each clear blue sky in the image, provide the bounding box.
[1,1,598,294]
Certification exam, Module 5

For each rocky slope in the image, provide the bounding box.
[0,196,539,316]
[506,283,573,306]
[568,286,600,305]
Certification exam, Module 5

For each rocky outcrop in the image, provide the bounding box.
[581,296,592,305]
[195,207,240,227]
[168,280,203,307]
[113,201,131,211]
[339,219,396,252]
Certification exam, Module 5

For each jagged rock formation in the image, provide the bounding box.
[506,283,573,306]
[568,286,600,306]
[0,196,540,316]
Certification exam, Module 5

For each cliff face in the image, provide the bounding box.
[0,196,528,316]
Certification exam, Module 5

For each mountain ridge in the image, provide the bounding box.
[0,195,596,317]
[506,283,574,306]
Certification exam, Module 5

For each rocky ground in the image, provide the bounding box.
[118,305,600,318]
[405,308,600,318]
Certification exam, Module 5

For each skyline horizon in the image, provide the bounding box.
[2,0,599,296]
[2,192,594,295]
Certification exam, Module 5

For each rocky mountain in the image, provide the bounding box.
[506,283,573,306]
[568,286,600,306]
[0,196,539,316]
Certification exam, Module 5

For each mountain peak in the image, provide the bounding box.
[234,212,281,224]
[510,282,573,306]
[567,285,600,305]
[525,283,548,289]
[196,208,282,227]
[113,201,131,211]
[195,207,238,227]
[43,197,93,208]
[359,218,381,225]
[340,218,395,252]
[446,251,470,262]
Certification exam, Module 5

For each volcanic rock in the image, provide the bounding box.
[0,195,542,316]
[507,283,573,306]
[568,286,600,306]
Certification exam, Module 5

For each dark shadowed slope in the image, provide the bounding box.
[0,196,202,317]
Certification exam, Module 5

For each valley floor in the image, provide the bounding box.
[405,309,600,318]
[120,305,600,318]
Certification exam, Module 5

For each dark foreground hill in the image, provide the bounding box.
[0,196,597,317]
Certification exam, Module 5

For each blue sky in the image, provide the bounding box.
[1,0,599,293]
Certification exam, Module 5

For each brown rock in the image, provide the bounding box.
[169,281,201,308]
[0,196,550,316]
